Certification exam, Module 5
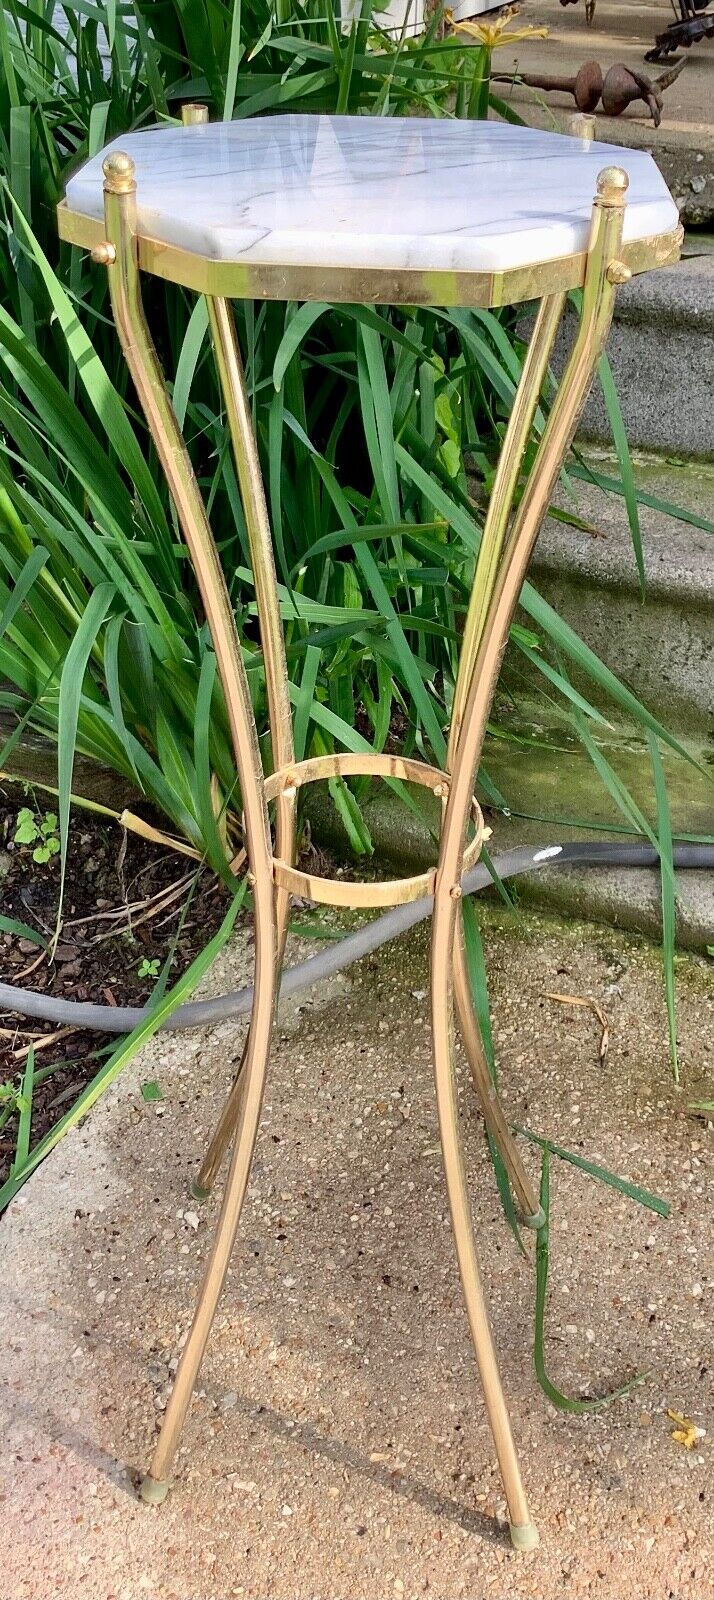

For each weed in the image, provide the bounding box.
[13,806,60,865]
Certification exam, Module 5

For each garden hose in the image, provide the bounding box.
[0,839,710,1034]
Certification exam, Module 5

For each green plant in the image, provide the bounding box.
[0,1073,31,1119]
[13,803,60,862]
[137,957,161,980]
[0,1044,34,1178]
[0,889,245,1211]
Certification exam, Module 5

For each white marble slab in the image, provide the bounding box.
[66,116,678,274]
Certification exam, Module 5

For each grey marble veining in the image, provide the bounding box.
[66,115,679,273]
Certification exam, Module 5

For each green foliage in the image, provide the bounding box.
[0,913,46,945]
[0,1044,35,1180]
[0,1075,30,1117]
[0,886,245,1212]
[137,957,161,979]
[533,1146,652,1413]
[1,0,538,878]
[13,803,60,862]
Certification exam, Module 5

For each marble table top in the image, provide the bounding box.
[66,115,678,275]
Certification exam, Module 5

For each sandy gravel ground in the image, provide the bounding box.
[1,906,711,1600]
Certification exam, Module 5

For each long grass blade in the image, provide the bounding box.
[56,581,115,934]
[647,731,679,1083]
[597,351,645,595]
[11,1044,34,1176]
[0,915,46,947]
[534,1148,649,1411]
[461,894,524,1252]
[517,1127,670,1216]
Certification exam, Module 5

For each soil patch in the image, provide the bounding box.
[0,788,231,1188]
[0,784,379,1192]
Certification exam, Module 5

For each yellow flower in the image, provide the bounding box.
[447,7,549,49]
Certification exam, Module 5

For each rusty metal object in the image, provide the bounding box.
[646,0,714,61]
[494,56,684,128]
[520,58,602,110]
[560,0,596,22]
[493,59,602,109]
[558,0,712,59]
[598,63,665,126]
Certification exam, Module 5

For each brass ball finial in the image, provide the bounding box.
[606,260,633,286]
[596,165,629,206]
[90,241,117,266]
[102,150,136,194]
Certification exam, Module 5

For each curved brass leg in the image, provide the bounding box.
[141,925,278,1500]
[192,859,294,1201]
[452,925,543,1229]
[431,172,627,1549]
[447,292,566,761]
[430,893,538,1549]
[193,294,297,1201]
[100,155,281,1499]
[443,295,561,1235]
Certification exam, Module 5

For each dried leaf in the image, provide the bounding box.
[13,1025,77,1061]
[545,991,609,1063]
[667,1408,704,1449]
[119,810,201,860]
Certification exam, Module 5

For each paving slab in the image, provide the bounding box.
[1,907,711,1600]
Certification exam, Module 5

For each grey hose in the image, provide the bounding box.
[0,839,710,1034]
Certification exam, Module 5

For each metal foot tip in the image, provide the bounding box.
[139,1474,170,1506]
[509,1520,539,1552]
[523,1205,547,1231]
[190,1179,211,1202]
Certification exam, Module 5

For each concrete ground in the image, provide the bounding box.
[499,0,714,223]
[1,905,711,1600]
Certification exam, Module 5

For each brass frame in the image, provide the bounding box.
[73,112,678,1547]
[58,195,682,308]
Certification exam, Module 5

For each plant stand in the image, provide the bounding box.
[58,109,680,1547]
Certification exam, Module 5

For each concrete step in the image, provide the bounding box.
[556,252,714,459]
[306,721,714,950]
[530,450,714,735]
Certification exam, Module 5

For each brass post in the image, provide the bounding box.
[192,300,298,1201]
[181,102,209,125]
